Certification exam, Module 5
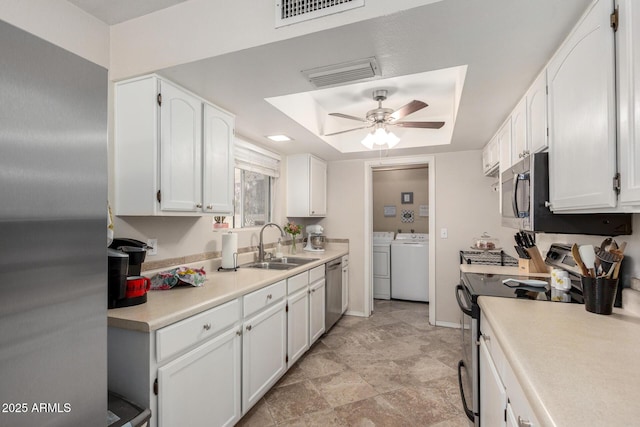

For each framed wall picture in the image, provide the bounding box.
[401,192,413,204]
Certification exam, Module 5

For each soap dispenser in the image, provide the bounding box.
[275,238,283,258]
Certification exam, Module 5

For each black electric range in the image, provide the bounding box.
[461,272,584,305]
[456,245,584,425]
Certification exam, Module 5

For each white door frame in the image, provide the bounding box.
[363,155,436,325]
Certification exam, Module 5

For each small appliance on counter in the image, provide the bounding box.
[108,238,151,308]
[304,224,326,252]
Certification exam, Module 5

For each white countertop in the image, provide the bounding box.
[479,297,640,427]
[108,246,348,332]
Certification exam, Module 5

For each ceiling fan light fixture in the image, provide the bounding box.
[361,132,375,149]
[360,126,400,149]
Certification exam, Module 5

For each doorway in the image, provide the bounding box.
[363,155,436,325]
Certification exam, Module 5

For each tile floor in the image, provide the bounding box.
[236,299,469,426]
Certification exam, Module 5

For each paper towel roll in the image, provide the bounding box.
[222,232,238,269]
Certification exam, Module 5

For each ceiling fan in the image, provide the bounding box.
[324,89,445,137]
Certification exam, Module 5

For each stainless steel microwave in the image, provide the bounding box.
[501,152,631,235]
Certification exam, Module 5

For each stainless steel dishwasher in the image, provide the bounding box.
[325,258,343,332]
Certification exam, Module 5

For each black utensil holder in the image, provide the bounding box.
[581,276,618,315]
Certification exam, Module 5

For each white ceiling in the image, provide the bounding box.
[68,0,188,24]
[69,0,593,161]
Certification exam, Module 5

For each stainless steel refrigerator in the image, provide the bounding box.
[0,20,108,426]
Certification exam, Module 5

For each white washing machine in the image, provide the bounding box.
[372,231,395,300]
[391,233,429,302]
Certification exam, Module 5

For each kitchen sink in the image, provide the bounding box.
[271,257,318,265]
[242,257,319,271]
[242,261,294,270]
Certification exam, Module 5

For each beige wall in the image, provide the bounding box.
[323,150,503,324]
[319,160,367,316]
[373,167,429,234]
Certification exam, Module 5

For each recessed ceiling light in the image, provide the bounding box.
[267,135,292,142]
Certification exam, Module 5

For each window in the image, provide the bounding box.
[229,138,280,229]
[234,169,272,227]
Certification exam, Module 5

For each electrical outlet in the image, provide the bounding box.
[147,239,158,256]
[440,228,448,239]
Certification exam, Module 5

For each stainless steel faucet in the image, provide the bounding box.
[258,223,286,262]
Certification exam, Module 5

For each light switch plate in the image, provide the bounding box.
[440,228,448,239]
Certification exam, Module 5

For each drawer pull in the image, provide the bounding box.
[267,294,273,300]
[236,330,242,336]
[518,416,533,427]
[203,323,212,331]
[246,325,252,331]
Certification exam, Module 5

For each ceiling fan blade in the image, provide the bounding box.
[393,121,445,129]
[323,125,370,136]
[329,112,367,122]
[389,100,428,121]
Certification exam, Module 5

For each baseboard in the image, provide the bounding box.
[344,310,366,317]
[435,320,461,329]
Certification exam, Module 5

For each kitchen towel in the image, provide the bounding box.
[221,232,238,269]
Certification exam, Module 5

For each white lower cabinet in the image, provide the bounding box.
[341,255,349,314]
[309,278,326,344]
[480,313,539,427]
[157,327,241,427]
[242,282,287,413]
[287,272,310,368]
[479,336,507,427]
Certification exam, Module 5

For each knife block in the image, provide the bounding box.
[518,246,549,273]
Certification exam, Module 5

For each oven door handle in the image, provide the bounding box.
[458,360,475,422]
[455,284,473,317]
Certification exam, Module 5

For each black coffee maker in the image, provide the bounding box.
[108,238,150,308]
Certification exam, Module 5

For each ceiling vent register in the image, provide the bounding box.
[302,57,380,88]
[276,0,365,28]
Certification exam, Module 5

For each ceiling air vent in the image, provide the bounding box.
[302,57,380,88]
[276,0,365,28]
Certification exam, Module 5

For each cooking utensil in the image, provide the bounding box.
[611,241,627,280]
[600,237,613,252]
[579,245,597,278]
[571,243,589,277]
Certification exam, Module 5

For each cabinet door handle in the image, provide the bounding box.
[267,294,272,300]
[206,204,213,210]
[236,330,242,336]
[203,323,211,331]
[518,416,533,427]
[195,203,203,208]
[246,325,252,331]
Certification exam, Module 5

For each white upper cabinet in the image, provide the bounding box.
[527,71,549,155]
[497,119,512,174]
[286,154,327,217]
[159,80,203,212]
[203,103,235,215]
[482,135,499,176]
[617,0,640,209]
[114,74,234,216]
[547,0,618,212]
[510,97,527,165]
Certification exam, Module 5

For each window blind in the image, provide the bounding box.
[234,138,281,178]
